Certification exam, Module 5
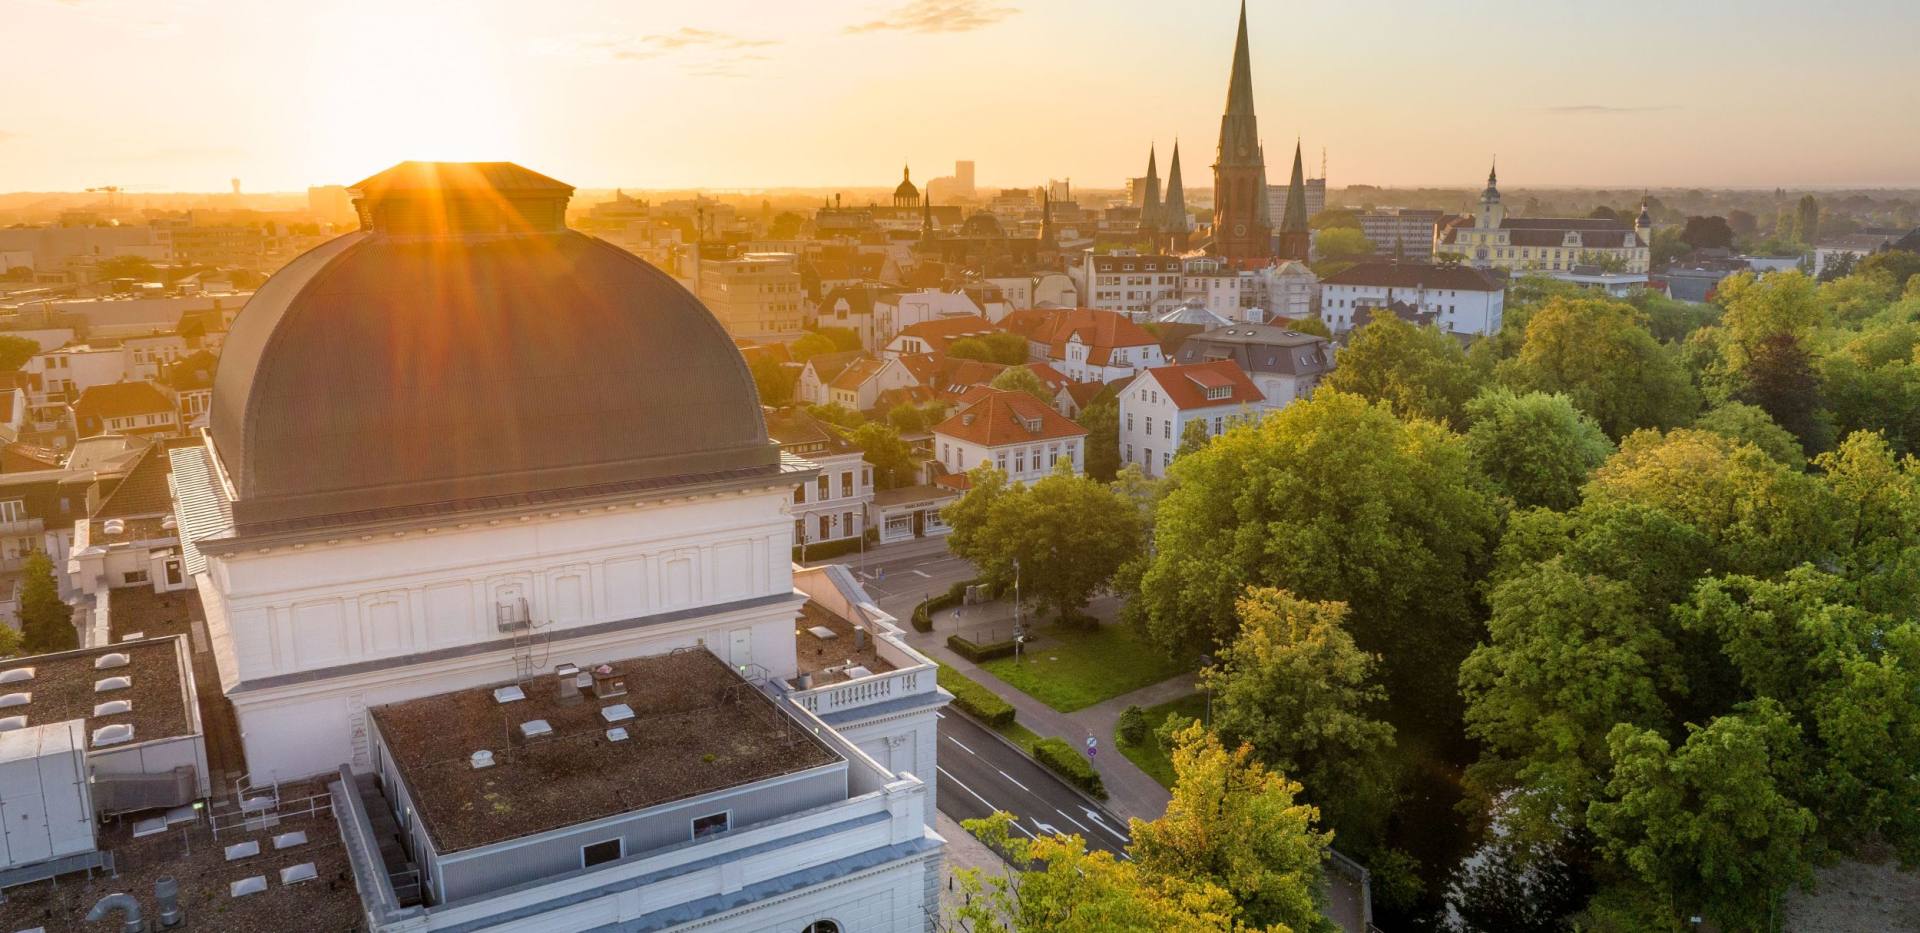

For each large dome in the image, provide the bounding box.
[211,161,775,532]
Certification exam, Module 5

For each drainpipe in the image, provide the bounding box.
[155,875,184,927]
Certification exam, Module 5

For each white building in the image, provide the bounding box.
[152,162,944,932]
[932,388,1087,485]
[1077,251,1182,319]
[771,411,874,548]
[1319,262,1505,336]
[1118,361,1266,478]
[1002,308,1165,385]
[1166,323,1334,410]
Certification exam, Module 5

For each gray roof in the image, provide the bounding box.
[1175,323,1333,376]
[211,162,776,532]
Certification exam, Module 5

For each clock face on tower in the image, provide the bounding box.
[1234,224,1247,236]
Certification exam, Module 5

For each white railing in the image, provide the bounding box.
[790,660,934,717]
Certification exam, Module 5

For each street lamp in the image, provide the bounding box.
[1197,653,1214,727]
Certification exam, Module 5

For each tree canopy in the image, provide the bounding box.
[942,464,1144,624]
[989,365,1056,404]
[1463,388,1614,511]
[1496,296,1700,438]
[1322,315,1482,429]
[19,552,73,654]
[948,331,1031,365]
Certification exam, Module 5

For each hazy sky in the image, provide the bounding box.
[5,0,1918,193]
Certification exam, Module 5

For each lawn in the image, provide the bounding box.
[978,622,1195,712]
[1114,693,1209,789]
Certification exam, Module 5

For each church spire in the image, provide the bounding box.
[1217,0,1260,167]
[1038,189,1056,245]
[1281,140,1308,233]
[1142,145,1163,223]
[921,191,934,239]
[1164,141,1188,234]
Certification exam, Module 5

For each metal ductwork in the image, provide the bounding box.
[85,892,147,933]
[155,875,184,927]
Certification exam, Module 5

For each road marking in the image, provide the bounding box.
[910,569,931,578]
[947,737,976,756]
[937,766,1035,839]
[1055,808,1093,835]
[997,770,1030,793]
[1083,807,1131,844]
[1032,819,1061,837]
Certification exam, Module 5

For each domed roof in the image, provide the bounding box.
[211,161,775,532]
[893,165,919,203]
[959,211,1005,238]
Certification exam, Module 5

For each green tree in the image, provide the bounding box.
[1795,194,1820,245]
[1464,388,1614,510]
[1129,721,1337,933]
[948,331,1030,365]
[1856,250,1920,292]
[1308,208,1361,230]
[0,335,40,373]
[1692,401,1805,469]
[848,421,914,489]
[1460,560,1677,844]
[1134,391,1500,715]
[1314,227,1373,263]
[0,621,19,658]
[748,356,792,407]
[1077,397,1120,482]
[1679,216,1734,251]
[1202,589,1396,841]
[1323,315,1482,428]
[1817,431,1920,614]
[19,552,73,654]
[1588,702,1817,931]
[1738,332,1830,454]
[1715,270,1826,358]
[789,332,839,362]
[812,326,862,352]
[1650,227,1690,267]
[943,463,1143,624]
[952,811,1242,933]
[989,365,1055,404]
[804,402,863,429]
[1175,418,1211,459]
[1497,296,1700,438]
[1288,316,1332,338]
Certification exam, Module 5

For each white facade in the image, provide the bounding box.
[934,431,1082,485]
[1117,372,1263,479]
[1051,331,1162,385]
[1079,251,1182,319]
[1321,280,1505,336]
[792,450,874,546]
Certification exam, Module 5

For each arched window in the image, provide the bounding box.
[801,922,841,933]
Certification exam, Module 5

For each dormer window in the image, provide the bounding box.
[1205,386,1231,401]
[1020,416,1043,433]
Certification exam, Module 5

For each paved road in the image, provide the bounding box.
[934,708,1135,858]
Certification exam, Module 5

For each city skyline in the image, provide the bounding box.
[4,0,1919,193]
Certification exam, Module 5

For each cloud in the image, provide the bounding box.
[846,0,1018,34]
[535,27,777,64]
[1546,104,1675,115]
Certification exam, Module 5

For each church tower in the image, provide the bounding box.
[1140,146,1163,238]
[1163,141,1191,253]
[1212,1,1272,262]
[1276,141,1310,261]
[1477,161,1504,229]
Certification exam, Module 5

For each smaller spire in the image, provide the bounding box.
[1489,158,1497,188]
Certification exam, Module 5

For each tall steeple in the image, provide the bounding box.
[1038,190,1056,246]
[1212,1,1271,261]
[1277,140,1309,261]
[920,191,934,240]
[1478,158,1504,229]
[1164,142,1189,232]
[1141,145,1163,226]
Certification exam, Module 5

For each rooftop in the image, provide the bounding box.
[369,649,839,853]
[0,635,194,747]
[795,601,896,686]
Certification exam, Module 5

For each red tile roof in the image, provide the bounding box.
[897,353,1009,401]
[893,315,1002,354]
[933,389,1088,448]
[829,357,894,392]
[1140,360,1265,411]
[72,381,175,424]
[1003,309,1158,366]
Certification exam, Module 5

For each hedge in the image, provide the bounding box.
[937,665,1015,726]
[947,633,1017,663]
[911,578,981,633]
[1032,737,1106,798]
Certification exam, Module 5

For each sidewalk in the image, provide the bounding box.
[904,597,1187,824]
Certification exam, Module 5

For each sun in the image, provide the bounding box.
[301,9,524,183]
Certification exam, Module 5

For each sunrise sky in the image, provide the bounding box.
[6,0,1919,193]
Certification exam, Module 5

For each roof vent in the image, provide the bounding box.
[0,667,33,685]
[605,727,629,742]
[470,750,495,769]
[600,704,635,724]
[492,685,526,704]
[92,723,134,747]
[0,692,27,708]
[103,518,126,536]
[95,676,132,693]
[94,699,133,716]
[519,719,553,740]
[0,715,24,732]
[95,652,131,670]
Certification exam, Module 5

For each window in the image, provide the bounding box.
[819,515,832,540]
[842,511,853,535]
[795,518,805,543]
[1126,413,1134,432]
[1145,416,1154,436]
[1014,450,1025,473]
[1163,421,1171,439]
[817,476,830,500]
[692,812,731,839]
[124,569,149,584]
[841,472,852,497]
[862,467,872,488]
[793,485,804,504]
[0,499,22,523]
[802,921,842,933]
[1163,451,1171,469]
[582,838,623,868]
[1125,444,1133,463]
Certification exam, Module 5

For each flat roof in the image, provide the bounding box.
[0,635,195,747]
[796,602,896,685]
[370,649,840,853]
